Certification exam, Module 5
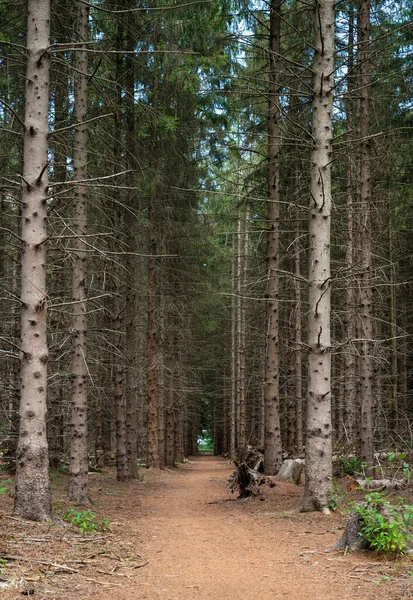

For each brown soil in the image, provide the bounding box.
[1,455,413,599]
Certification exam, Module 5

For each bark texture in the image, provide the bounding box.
[68,1,90,503]
[264,0,282,476]
[14,0,52,521]
[301,0,334,513]
[358,0,374,470]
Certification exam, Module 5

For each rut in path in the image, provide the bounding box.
[116,455,379,600]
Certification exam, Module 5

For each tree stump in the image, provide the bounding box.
[276,459,303,484]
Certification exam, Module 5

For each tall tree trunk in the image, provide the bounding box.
[147,193,159,467]
[112,20,128,482]
[264,0,282,475]
[239,205,249,454]
[301,0,334,513]
[229,235,237,458]
[124,10,139,478]
[294,219,303,453]
[68,1,90,503]
[358,0,374,470]
[14,0,52,521]
[235,211,243,455]
[344,6,356,448]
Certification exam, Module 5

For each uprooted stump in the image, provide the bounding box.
[227,461,265,499]
[244,448,265,473]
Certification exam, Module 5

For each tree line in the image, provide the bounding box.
[0,0,412,519]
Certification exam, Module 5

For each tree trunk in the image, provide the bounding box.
[301,0,334,513]
[264,0,282,476]
[344,6,356,448]
[14,0,52,521]
[358,0,374,471]
[68,0,90,503]
[124,11,139,478]
[294,219,303,453]
[229,234,237,458]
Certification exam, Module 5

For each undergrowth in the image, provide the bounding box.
[56,505,110,534]
[354,492,413,554]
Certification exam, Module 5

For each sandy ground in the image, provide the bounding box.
[1,455,413,599]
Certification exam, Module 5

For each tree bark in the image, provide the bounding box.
[301,0,334,513]
[264,0,282,476]
[294,218,303,453]
[358,0,374,471]
[124,10,139,478]
[68,0,90,503]
[14,0,52,521]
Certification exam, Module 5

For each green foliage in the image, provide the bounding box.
[62,507,110,534]
[0,558,6,574]
[49,470,63,489]
[0,479,11,495]
[338,455,362,476]
[328,482,344,512]
[388,453,412,482]
[354,492,413,554]
[198,428,214,452]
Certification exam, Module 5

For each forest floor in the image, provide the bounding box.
[1,455,413,599]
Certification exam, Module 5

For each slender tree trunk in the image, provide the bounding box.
[14,0,52,520]
[294,219,303,453]
[264,0,282,475]
[301,0,334,513]
[114,285,128,480]
[68,1,90,502]
[235,211,242,454]
[124,12,139,478]
[358,0,374,471]
[147,199,159,466]
[388,202,398,435]
[112,21,128,482]
[229,234,237,458]
[344,7,356,448]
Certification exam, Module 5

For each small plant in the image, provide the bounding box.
[0,558,6,574]
[0,479,11,495]
[354,492,413,554]
[328,481,344,511]
[49,470,62,489]
[388,452,412,483]
[338,455,362,476]
[63,507,110,534]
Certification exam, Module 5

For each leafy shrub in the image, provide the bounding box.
[338,455,362,476]
[0,479,11,495]
[62,507,110,534]
[328,481,344,511]
[354,492,413,554]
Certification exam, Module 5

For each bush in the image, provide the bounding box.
[354,492,413,554]
[61,507,110,534]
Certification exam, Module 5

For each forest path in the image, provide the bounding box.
[1,456,412,599]
[106,455,401,600]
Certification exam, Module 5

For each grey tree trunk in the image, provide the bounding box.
[358,0,374,470]
[294,219,303,453]
[68,1,90,503]
[264,0,282,476]
[344,7,356,447]
[301,0,334,513]
[14,0,52,521]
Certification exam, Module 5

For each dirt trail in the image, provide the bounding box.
[105,456,412,600]
[2,455,413,599]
